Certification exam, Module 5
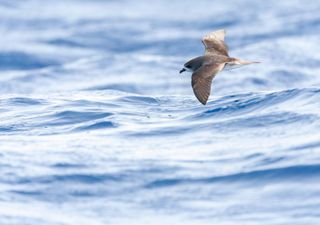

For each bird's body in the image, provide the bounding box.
[180,29,259,105]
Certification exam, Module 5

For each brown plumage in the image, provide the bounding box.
[180,29,259,105]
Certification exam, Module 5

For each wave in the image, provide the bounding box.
[0,88,319,136]
[145,164,320,188]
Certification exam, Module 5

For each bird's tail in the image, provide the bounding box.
[230,57,260,65]
[224,58,260,70]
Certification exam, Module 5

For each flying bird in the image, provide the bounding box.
[180,29,259,105]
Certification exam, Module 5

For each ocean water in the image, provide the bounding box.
[1,0,320,224]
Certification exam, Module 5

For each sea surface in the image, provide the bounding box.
[1,0,320,224]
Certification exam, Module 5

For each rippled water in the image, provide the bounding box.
[1,0,320,224]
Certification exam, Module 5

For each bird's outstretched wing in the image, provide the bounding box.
[191,63,225,105]
[202,29,229,56]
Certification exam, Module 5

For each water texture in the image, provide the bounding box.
[1,0,320,224]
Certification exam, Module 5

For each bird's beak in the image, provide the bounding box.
[180,68,186,74]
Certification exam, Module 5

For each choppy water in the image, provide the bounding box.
[1,0,320,224]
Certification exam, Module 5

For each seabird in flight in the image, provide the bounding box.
[180,29,259,105]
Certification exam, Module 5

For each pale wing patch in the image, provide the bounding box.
[203,29,226,42]
[202,29,229,56]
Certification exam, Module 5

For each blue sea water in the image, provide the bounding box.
[1,0,320,224]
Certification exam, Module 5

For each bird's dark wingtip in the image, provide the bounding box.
[197,97,207,105]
